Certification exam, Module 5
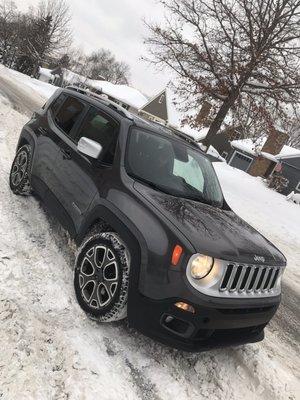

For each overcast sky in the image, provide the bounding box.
[14,0,170,97]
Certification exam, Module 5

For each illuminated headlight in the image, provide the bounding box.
[189,254,214,279]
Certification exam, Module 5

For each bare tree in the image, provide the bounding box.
[85,49,131,84]
[0,0,18,66]
[69,48,131,84]
[35,0,72,56]
[145,0,300,146]
[23,0,72,75]
[68,47,89,75]
[0,0,72,76]
[284,108,300,148]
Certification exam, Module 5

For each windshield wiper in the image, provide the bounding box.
[180,178,212,206]
[183,194,212,205]
[130,174,177,197]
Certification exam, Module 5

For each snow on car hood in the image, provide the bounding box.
[134,182,286,266]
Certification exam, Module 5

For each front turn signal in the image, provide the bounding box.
[171,245,183,266]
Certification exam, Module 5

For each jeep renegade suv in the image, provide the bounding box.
[9,87,286,351]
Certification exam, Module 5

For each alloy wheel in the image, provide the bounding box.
[11,150,28,187]
[79,244,119,310]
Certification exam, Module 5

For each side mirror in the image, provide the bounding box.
[77,137,102,159]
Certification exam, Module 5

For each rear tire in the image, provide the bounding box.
[9,144,32,195]
[74,231,130,322]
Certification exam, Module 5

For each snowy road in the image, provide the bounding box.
[0,74,45,116]
[0,66,299,400]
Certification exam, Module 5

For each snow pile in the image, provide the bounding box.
[207,145,226,161]
[0,64,58,100]
[286,191,300,205]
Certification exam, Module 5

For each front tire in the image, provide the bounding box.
[9,144,32,195]
[74,232,130,322]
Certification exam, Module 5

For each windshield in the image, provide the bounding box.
[126,129,224,207]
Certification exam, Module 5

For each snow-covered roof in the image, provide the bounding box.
[38,66,149,110]
[276,145,300,159]
[39,67,52,78]
[260,152,278,162]
[231,138,261,156]
[231,138,300,160]
[181,126,209,141]
[62,69,87,84]
[88,80,148,109]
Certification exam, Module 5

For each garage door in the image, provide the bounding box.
[230,152,253,171]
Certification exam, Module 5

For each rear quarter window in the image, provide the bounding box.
[49,93,66,115]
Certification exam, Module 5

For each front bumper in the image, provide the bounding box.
[128,292,280,352]
[127,245,282,351]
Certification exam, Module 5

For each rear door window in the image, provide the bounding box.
[55,96,85,137]
[76,106,119,164]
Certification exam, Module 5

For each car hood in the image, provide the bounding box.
[134,182,286,266]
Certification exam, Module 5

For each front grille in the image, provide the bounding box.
[219,264,281,294]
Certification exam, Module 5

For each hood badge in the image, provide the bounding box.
[254,255,265,263]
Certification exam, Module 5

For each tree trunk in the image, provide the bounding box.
[201,90,240,147]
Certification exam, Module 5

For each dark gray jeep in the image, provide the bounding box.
[9,87,286,351]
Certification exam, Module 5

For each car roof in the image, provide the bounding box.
[62,86,202,152]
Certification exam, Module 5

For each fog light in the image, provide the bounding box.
[175,302,195,314]
[190,254,214,279]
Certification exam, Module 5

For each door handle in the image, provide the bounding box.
[61,148,72,160]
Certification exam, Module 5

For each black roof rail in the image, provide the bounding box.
[65,86,197,145]
[65,86,134,120]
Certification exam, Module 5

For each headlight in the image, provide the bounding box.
[190,254,214,279]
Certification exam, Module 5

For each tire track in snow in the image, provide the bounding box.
[269,283,300,355]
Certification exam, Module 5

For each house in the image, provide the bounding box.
[227,129,289,176]
[86,80,148,115]
[227,137,300,194]
[277,152,300,195]
[139,89,169,124]
[227,137,279,176]
[38,66,90,87]
[88,84,170,124]
[205,126,241,160]
[38,67,54,83]
[37,66,170,123]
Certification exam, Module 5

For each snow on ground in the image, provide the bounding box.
[214,163,300,288]
[4,66,58,99]
[0,68,299,400]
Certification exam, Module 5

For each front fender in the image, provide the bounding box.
[75,200,148,329]
[17,125,37,152]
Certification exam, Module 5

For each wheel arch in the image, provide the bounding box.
[76,204,148,327]
[76,205,146,258]
[17,127,37,152]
